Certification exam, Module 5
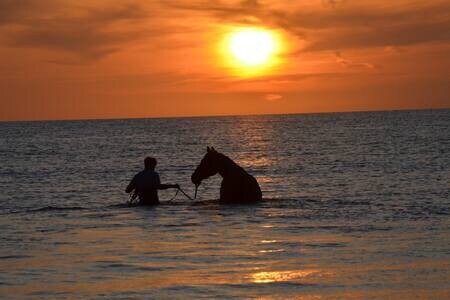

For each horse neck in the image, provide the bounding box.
[216,154,242,178]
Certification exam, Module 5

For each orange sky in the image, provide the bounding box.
[0,0,449,121]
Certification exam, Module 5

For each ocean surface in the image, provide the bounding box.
[0,110,449,299]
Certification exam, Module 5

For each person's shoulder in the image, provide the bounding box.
[135,170,146,177]
[149,170,160,179]
[140,170,158,176]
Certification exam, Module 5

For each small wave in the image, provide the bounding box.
[109,198,310,209]
[109,199,220,208]
[26,206,87,213]
[4,206,87,215]
[304,242,346,248]
[96,262,164,272]
[188,199,219,206]
[0,255,32,260]
[262,197,300,202]
[108,203,148,209]
[108,203,133,208]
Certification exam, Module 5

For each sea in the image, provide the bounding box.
[0,109,449,299]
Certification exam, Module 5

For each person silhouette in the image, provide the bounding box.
[125,157,179,205]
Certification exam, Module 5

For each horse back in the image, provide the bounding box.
[220,171,262,203]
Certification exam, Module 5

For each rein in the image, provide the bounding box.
[127,185,198,205]
[170,185,198,202]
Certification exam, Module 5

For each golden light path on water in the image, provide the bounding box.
[0,226,325,292]
[4,221,448,299]
[249,270,319,283]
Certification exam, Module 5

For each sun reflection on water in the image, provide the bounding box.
[237,155,274,168]
[260,224,275,228]
[249,270,319,283]
[255,176,274,183]
[259,249,285,253]
[260,240,278,244]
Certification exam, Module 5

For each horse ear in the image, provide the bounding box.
[211,147,216,152]
[207,146,211,152]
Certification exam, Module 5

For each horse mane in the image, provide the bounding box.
[216,152,245,173]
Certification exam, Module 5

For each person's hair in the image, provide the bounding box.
[144,157,157,169]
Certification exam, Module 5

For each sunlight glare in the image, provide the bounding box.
[229,29,275,66]
[219,27,283,77]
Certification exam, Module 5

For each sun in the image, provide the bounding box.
[219,27,282,76]
[229,29,275,66]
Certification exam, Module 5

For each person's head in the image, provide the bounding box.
[144,157,157,170]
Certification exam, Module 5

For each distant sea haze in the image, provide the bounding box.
[0,109,449,298]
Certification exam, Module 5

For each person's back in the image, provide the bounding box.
[132,169,161,205]
[126,157,178,205]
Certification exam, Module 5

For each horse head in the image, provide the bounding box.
[191,146,219,185]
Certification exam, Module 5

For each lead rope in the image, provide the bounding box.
[168,184,198,202]
[168,188,180,201]
[128,185,198,205]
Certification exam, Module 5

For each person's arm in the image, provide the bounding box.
[155,173,179,190]
[125,176,136,193]
[157,183,179,190]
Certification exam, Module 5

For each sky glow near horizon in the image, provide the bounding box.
[0,0,449,121]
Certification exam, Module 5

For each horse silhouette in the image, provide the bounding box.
[191,147,262,203]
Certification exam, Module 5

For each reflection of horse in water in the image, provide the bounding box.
[191,147,262,204]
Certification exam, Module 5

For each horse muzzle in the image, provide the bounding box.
[191,173,202,185]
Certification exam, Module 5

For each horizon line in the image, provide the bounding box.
[1,107,449,123]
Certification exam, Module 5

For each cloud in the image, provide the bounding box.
[164,0,265,24]
[1,1,151,61]
[302,18,450,52]
[282,2,450,51]
[322,0,346,8]
[2,0,450,64]
[87,71,349,94]
[335,51,376,69]
[234,72,349,84]
[0,0,43,25]
[165,0,261,15]
[166,0,450,52]
[264,93,282,101]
